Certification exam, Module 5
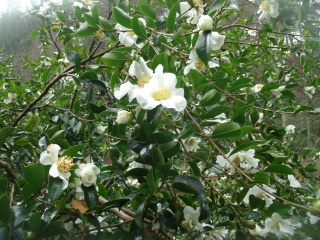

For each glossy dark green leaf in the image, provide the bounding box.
[99,17,113,30]
[265,201,291,216]
[0,127,15,148]
[147,169,156,192]
[211,122,241,138]
[75,26,98,37]
[249,194,265,209]
[37,221,68,239]
[0,178,8,195]
[139,4,156,19]
[159,140,180,158]
[237,187,249,204]
[12,201,40,228]
[67,52,81,73]
[252,172,270,185]
[158,160,173,176]
[152,147,165,165]
[102,51,130,67]
[209,0,224,13]
[172,175,206,196]
[264,164,294,174]
[178,124,194,139]
[0,195,11,225]
[84,13,99,28]
[199,89,221,106]
[47,176,64,201]
[132,15,147,40]
[203,105,230,119]
[21,163,45,194]
[260,82,280,92]
[82,184,99,208]
[29,212,41,234]
[166,1,179,33]
[56,11,67,23]
[112,7,132,29]
[196,31,212,66]
[135,202,146,228]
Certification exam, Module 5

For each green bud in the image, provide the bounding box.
[312,200,320,214]
[243,220,256,230]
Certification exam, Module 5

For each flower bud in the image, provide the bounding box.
[312,200,320,214]
[116,110,133,124]
[197,15,213,31]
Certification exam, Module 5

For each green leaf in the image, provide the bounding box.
[230,141,261,155]
[99,17,113,30]
[21,163,45,194]
[29,212,41,234]
[199,89,221,106]
[67,52,81,73]
[203,105,230,119]
[227,0,240,10]
[152,53,175,73]
[84,13,99,28]
[75,26,98,37]
[196,31,212,66]
[260,82,280,92]
[102,51,130,67]
[0,226,11,240]
[212,122,241,138]
[0,127,15,148]
[178,124,194,139]
[0,178,8,195]
[82,184,99,208]
[37,221,68,239]
[135,202,146,228]
[62,143,86,157]
[265,201,291,216]
[0,195,11,225]
[152,147,165,165]
[264,165,294,174]
[132,15,147,40]
[56,11,67,23]
[139,4,156,19]
[252,172,270,185]
[209,0,224,13]
[159,140,180,158]
[112,7,132,29]
[172,175,206,202]
[50,130,65,141]
[237,188,249,204]
[166,1,179,33]
[158,160,173,176]
[147,169,156,192]
[47,176,64,201]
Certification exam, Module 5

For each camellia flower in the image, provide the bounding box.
[307,211,320,224]
[243,184,276,207]
[249,225,262,236]
[135,65,187,112]
[251,84,264,93]
[270,86,285,98]
[179,0,204,24]
[4,92,18,104]
[211,32,226,50]
[183,137,201,152]
[285,125,295,135]
[184,49,219,75]
[257,0,279,20]
[181,206,203,231]
[288,175,301,188]
[259,212,301,238]
[248,29,257,36]
[75,162,100,187]
[40,144,74,190]
[305,86,316,99]
[216,149,259,173]
[197,15,213,31]
[115,19,146,47]
[116,110,133,124]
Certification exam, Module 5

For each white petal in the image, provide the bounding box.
[49,163,60,178]
[114,82,135,100]
[40,144,60,165]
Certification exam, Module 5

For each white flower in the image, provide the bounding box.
[179,1,204,24]
[4,92,17,104]
[184,49,219,75]
[257,0,279,20]
[136,65,187,112]
[249,225,262,236]
[208,113,230,124]
[305,86,316,99]
[248,29,257,36]
[307,212,320,224]
[183,137,201,152]
[288,175,301,188]
[40,144,74,190]
[73,0,97,9]
[70,178,85,200]
[181,206,203,231]
[96,125,107,134]
[202,224,228,240]
[115,19,146,47]
[75,163,100,187]
[285,74,290,82]
[197,15,213,31]
[259,213,301,238]
[270,86,285,98]
[243,185,276,207]
[251,84,264,93]
[128,161,152,170]
[216,149,260,173]
[285,125,295,135]
[114,82,135,100]
[211,32,225,50]
[116,110,133,124]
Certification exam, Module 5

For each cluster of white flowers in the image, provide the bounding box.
[115,57,187,112]
[39,144,100,193]
[216,149,260,173]
[180,0,204,24]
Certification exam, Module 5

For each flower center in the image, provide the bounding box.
[94,28,105,40]
[188,138,196,146]
[84,0,92,3]
[256,192,266,199]
[193,0,203,7]
[57,156,74,173]
[129,30,135,36]
[233,156,240,166]
[138,75,152,87]
[261,1,270,12]
[195,58,206,70]
[152,88,171,101]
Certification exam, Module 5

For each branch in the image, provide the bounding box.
[0,160,18,181]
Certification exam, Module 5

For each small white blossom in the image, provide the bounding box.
[259,213,301,238]
[181,206,203,231]
[249,225,262,236]
[70,178,85,200]
[183,137,201,152]
[243,185,276,207]
[136,65,187,112]
[257,0,279,20]
[128,161,152,170]
[305,86,316,99]
[285,125,295,135]
[116,110,133,124]
[248,29,257,36]
[288,175,301,188]
[179,1,204,24]
[4,92,18,104]
[307,212,320,224]
[184,49,219,75]
[251,84,264,93]
[115,19,146,47]
[197,15,213,31]
[270,86,285,98]
[75,163,100,187]
[211,32,225,50]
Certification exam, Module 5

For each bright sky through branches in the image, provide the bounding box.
[0,0,33,13]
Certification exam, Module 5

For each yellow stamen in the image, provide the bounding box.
[261,1,269,12]
[256,192,266,199]
[193,0,203,7]
[94,28,105,40]
[188,138,196,146]
[57,156,74,173]
[152,88,171,101]
[195,58,206,70]
[137,75,152,87]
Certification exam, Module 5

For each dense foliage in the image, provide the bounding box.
[0,0,320,239]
